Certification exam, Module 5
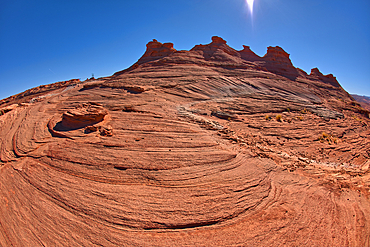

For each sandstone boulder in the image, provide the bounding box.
[60,103,108,129]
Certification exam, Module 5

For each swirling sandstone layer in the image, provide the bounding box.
[0,37,369,246]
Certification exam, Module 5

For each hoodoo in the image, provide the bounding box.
[0,37,369,246]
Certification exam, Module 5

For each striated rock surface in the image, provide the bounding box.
[0,36,369,246]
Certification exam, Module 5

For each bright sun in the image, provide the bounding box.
[246,0,255,15]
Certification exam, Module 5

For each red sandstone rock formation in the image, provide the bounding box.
[137,39,177,64]
[0,37,369,246]
[310,67,341,87]
[61,103,108,129]
[260,46,299,79]
[239,45,261,61]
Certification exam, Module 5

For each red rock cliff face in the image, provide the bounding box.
[239,45,261,61]
[137,39,177,64]
[260,46,298,78]
[309,68,341,87]
[263,46,292,64]
[0,36,369,247]
[191,36,241,62]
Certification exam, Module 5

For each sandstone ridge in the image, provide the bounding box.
[117,36,339,83]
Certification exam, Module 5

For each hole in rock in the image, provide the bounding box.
[114,166,128,171]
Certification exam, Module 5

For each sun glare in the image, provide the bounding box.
[246,0,255,15]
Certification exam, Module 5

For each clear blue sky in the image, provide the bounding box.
[1,0,369,100]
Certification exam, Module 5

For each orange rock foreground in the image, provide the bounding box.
[0,37,369,246]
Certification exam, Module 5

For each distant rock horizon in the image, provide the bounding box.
[351,94,370,111]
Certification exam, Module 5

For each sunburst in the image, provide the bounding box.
[246,0,255,15]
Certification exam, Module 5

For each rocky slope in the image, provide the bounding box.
[0,37,369,246]
[352,94,370,111]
